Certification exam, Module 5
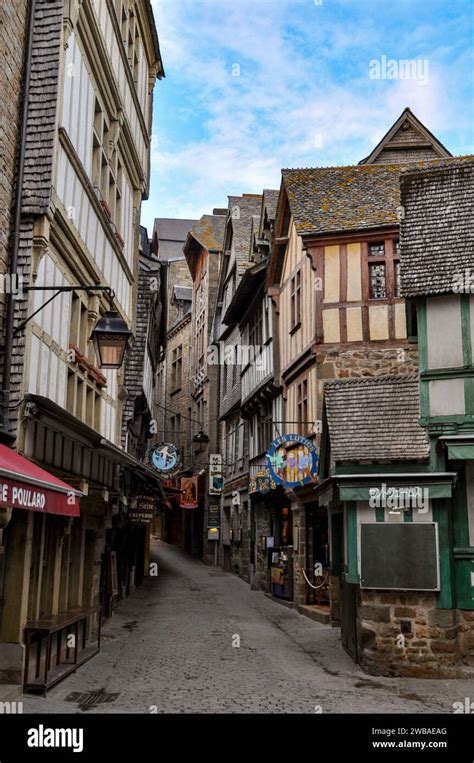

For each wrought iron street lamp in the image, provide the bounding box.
[90,309,133,369]
[14,285,132,370]
[192,430,210,446]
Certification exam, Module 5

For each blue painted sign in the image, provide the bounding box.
[266,434,319,488]
[149,442,181,476]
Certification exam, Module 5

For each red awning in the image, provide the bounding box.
[0,445,81,517]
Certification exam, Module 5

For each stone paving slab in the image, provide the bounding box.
[18,541,474,715]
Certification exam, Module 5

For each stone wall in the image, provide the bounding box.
[167,258,192,328]
[357,589,474,678]
[317,345,419,387]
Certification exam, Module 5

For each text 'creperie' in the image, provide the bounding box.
[0,483,46,510]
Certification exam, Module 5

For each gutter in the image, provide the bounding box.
[1,0,37,441]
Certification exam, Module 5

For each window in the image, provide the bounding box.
[92,99,123,233]
[290,270,302,329]
[171,345,183,390]
[232,351,238,388]
[366,239,401,300]
[395,261,401,298]
[369,242,385,257]
[67,293,103,425]
[296,378,308,435]
[196,315,205,367]
[256,401,272,453]
[249,308,263,349]
[369,263,387,299]
[170,414,181,443]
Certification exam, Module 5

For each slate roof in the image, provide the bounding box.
[282,163,433,237]
[172,285,192,302]
[152,218,198,260]
[324,376,430,464]
[262,189,280,222]
[189,213,226,252]
[22,0,63,214]
[223,261,266,325]
[228,194,262,269]
[400,156,474,297]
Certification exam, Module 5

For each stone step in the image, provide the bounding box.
[297,604,331,625]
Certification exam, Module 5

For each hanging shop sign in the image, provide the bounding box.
[249,468,277,495]
[209,453,223,494]
[129,496,156,524]
[149,442,181,477]
[266,434,319,488]
[180,476,199,509]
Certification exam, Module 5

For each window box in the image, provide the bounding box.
[100,199,112,220]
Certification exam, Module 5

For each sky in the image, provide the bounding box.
[142,0,474,229]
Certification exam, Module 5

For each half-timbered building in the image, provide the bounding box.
[266,108,452,613]
[0,0,164,691]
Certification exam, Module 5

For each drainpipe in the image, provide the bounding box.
[1,0,37,442]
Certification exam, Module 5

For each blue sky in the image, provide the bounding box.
[142,0,474,229]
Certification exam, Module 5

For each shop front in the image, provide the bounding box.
[269,503,294,600]
[0,394,167,693]
[265,434,320,606]
[0,443,85,691]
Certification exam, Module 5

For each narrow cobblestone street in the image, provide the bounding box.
[20,541,474,714]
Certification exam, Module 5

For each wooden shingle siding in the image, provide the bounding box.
[0,0,29,337]
[22,0,63,214]
[324,375,430,463]
[400,158,474,298]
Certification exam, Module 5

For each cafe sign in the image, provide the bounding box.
[129,496,156,525]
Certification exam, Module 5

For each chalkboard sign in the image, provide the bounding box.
[360,523,439,591]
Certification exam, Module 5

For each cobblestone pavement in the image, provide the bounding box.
[20,541,474,714]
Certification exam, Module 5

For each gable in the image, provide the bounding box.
[281,218,304,284]
[360,107,451,165]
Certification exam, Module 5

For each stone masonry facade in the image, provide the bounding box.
[358,589,474,678]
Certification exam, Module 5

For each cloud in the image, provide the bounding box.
[142,0,473,227]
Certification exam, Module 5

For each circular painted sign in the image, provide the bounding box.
[149,442,181,476]
[266,434,319,488]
